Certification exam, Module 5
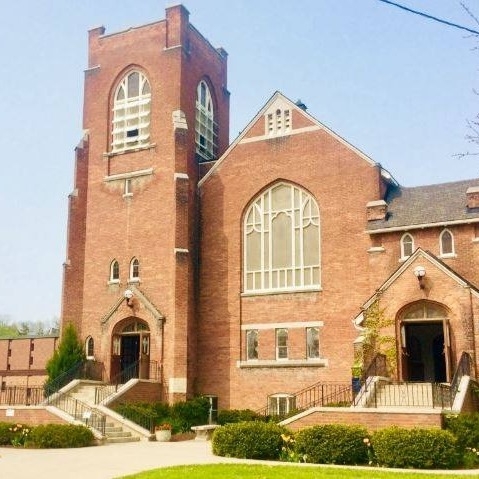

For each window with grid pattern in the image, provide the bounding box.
[244,183,320,293]
[111,71,151,152]
[195,80,218,160]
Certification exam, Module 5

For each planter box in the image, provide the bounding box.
[155,430,172,442]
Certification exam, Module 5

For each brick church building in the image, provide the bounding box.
[60,4,479,413]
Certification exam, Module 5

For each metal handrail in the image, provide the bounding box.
[49,394,106,435]
[94,360,140,404]
[43,360,85,398]
[256,381,353,416]
[117,405,156,434]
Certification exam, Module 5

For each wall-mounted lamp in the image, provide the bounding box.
[124,289,134,306]
[413,266,426,289]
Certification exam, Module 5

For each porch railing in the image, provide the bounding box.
[0,386,44,406]
[363,380,453,409]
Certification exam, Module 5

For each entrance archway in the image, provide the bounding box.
[111,319,150,382]
[399,302,450,382]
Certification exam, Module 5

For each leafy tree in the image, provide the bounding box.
[0,316,19,338]
[45,323,85,394]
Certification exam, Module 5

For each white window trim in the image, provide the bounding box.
[243,182,321,294]
[109,260,120,283]
[195,80,217,160]
[111,71,151,153]
[275,328,288,361]
[129,258,140,282]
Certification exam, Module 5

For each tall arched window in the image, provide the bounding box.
[111,71,151,152]
[195,80,217,160]
[110,260,120,282]
[130,258,140,281]
[439,229,455,257]
[400,233,414,259]
[243,183,320,293]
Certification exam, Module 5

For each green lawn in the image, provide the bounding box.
[119,464,471,479]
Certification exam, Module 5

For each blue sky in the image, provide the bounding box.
[1,0,477,325]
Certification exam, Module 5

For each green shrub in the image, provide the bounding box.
[212,421,288,459]
[444,413,479,451]
[171,396,210,432]
[372,426,461,469]
[28,424,94,448]
[217,409,263,425]
[294,424,369,465]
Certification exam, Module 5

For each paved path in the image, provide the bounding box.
[1,440,479,479]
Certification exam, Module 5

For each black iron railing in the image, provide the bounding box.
[94,359,160,405]
[94,360,140,405]
[365,381,453,409]
[43,360,104,398]
[0,386,44,406]
[118,407,156,434]
[257,382,353,417]
[48,394,106,435]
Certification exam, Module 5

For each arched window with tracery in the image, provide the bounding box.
[111,71,151,152]
[195,80,217,160]
[110,260,120,282]
[243,182,320,293]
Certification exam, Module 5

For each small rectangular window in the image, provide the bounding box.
[246,330,258,360]
[276,328,288,360]
[306,327,320,359]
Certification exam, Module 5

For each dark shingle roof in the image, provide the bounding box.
[367,178,479,231]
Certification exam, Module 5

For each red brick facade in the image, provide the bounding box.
[59,5,479,413]
[0,337,57,388]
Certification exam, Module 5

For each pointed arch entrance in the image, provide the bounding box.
[111,318,151,381]
[399,302,450,382]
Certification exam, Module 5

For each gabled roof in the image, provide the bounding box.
[198,91,382,188]
[354,248,479,325]
[101,286,164,325]
[368,179,479,233]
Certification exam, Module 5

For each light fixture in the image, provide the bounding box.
[124,289,134,306]
[413,266,426,289]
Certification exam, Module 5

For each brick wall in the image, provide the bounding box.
[0,407,66,425]
[284,407,443,431]
[109,381,163,406]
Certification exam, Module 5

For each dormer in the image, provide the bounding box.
[466,186,479,209]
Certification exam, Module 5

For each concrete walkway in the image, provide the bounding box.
[1,440,479,479]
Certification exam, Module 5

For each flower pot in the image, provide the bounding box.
[155,429,172,442]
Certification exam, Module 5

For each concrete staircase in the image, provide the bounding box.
[49,381,147,443]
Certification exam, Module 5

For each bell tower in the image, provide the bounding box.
[61,4,229,402]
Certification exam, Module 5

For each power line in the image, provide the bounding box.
[377,0,479,35]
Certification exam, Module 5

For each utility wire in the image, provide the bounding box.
[377,0,479,35]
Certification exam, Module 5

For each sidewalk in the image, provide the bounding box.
[1,440,479,479]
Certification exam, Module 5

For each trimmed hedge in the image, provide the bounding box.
[28,424,94,448]
[294,424,369,465]
[372,426,461,469]
[217,409,263,425]
[212,421,288,459]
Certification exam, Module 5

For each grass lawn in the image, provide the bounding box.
[119,464,470,479]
